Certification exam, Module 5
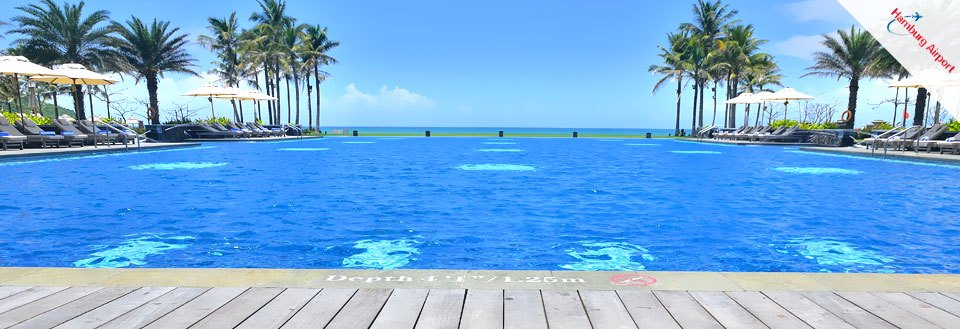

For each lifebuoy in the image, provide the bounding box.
[840,110,853,123]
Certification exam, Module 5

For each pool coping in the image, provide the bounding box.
[0,142,202,159]
[1,268,957,292]
[800,146,960,164]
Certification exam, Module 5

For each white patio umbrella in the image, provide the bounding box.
[0,56,62,123]
[761,88,814,122]
[242,90,277,122]
[183,83,235,118]
[752,91,775,126]
[32,64,118,147]
[724,92,762,126]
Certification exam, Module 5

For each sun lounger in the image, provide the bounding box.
[0,118,26,150]
[936,135,960,154]
[761,126,805,143]
[862,128,902,150]
[75,120,118,145]
[21,118,85,147]
[749,126,785,141]
[909,124,949,152]
[884,125,925,150]
[211,122,250,138]
[255,122,284,136]
[244,122,271,137]
[51,119,90,147]
[717,126,748,140]
[98,123,137,145]
[190,124,239,139]
[735,126,766,140]
[4,117,62,148]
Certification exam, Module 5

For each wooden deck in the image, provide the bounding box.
[1,286,959,328]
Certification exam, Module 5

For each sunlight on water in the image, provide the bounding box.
[0,146,215,167]
[487,138,513,141]
[477,149,525,152]
[483,142,516,145]
[558,241,655,271]
[128,162,228,170]
[597,139,623,142]
[342,238,421,270]
[774,167,863,175]
[277,148,330,151]
[789,150,960,169]
[624,143,660,146]
[774,238,895,273]
[457,164,536,171]
[670,151,722,154]
[74,234,194,268]
[342,141,375,144]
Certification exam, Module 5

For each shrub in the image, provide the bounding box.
[1,112,51,125]
[947,119,960,132]
[799,122,839,130]
[770,119,799,129]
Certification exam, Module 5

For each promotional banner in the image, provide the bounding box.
[837,1,960,121]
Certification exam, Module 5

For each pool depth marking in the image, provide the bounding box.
[322,273,589,285]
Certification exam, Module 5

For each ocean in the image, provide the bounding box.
[320,127,676,136]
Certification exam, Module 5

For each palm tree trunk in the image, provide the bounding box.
[892,87,900,126]
[674,77,682,136]
[913,88,927,126]
[315,64,322,131]
[934,101,941,124]
[146,72,160,124]
[729,79,739,128]
[744,104,750,127]
[711,82,718,126]
[698,81,705,129]
[306,82,313,130]
[275,61,282,124]
[264,64,273,125]
[230,99,239,122]
[846,78,859,129]
[72,85,86,120]
[293,73,301,126]
[691,83,698,134]
[285,77,291,123]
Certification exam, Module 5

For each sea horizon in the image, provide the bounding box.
[319,126,677,136]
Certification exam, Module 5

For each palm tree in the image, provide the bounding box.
[301,25,338,131]
[680,0,739,132]
[279,22,305,125]
[199,12,244,122]
[650,31,690,136]
[739,54,782,126]
[803,26,885,129]
[109,17,198,124]
[717,24,765,127]
[10,0,114,119]
[250,0,294,125]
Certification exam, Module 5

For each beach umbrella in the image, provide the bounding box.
[212,87,258,122]
[724,92,763,126]
[242,90,278,122]
[761,88,814,121]
[753,91,775,126]
[32,63,118,147]
[0,56,62,123]
[183,83,235,118]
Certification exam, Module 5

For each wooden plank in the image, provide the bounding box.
[0,286,67,314]
[279,288,356,329]
[503,290,547,329]
[800,292,896,329]
[460,289,503,329]
[369,288,428,329]
[190,287,285,329]
[689,291,765,329]
[540,290,591,329]
[56,286,176,329]
[726,291,811,329]
[414,289,466,329]
[764,291,856,329]
[910,292,960,318]
[580,290,638,329]
[0,286,102,328]
[98,287,209,329]
[323,288,393,329]
[944,292,960,302]
[653,291,723,329]
[141,287,247,329]
[873,292,960,328]
[616,290,680,329]
[10,286,134,329]
[235,288,319,329]
[836,292,940,329]
[0,287,31,300]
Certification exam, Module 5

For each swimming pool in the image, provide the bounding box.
[1,137,958,274]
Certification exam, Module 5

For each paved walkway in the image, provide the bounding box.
[800,146,960,163]
[1,268,959,328]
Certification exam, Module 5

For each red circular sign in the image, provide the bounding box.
[610,274,657,287]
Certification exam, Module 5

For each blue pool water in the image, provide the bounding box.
[2,137,959,273]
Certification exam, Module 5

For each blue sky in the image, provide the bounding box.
[2,0,914,128]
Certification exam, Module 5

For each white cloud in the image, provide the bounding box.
[782,0,853,23]
[339,83,435,109]
[769,33,834,61]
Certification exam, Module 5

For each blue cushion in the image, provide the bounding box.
[39,131,55,135]
[98,130,109,134]
[0,132,8,136]
[62,130,74,135]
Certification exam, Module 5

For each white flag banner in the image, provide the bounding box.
[836,1,960,121]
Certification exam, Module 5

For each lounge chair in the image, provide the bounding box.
[937,135,960,154]
[883,125,924,150]
[99,123,137,145]
[762,126,805,143]
[717,126,748,140]
[862,128,902,150]
[255,122,284,136]
[51,119,90,147]
[210,122,249,138]
[3,117,62,148]
[190,124,239,139]
[749,126,786,141]
[227,122,259,137]
[909,124,949,152]
[0,118,26,150]
[76,120,118,145]
[736,126,767,140]
[244,122,271,137]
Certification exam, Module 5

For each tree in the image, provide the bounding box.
[717,24,765,127]
[250,0,294,125]
[803,26,886,129]
[109,17,198,124]
[739,54,782,126]
[301,25,338,131]
[10,0,114,119]
[199,12,244,121]
[681,0,739,132]
[650,31,690,136]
